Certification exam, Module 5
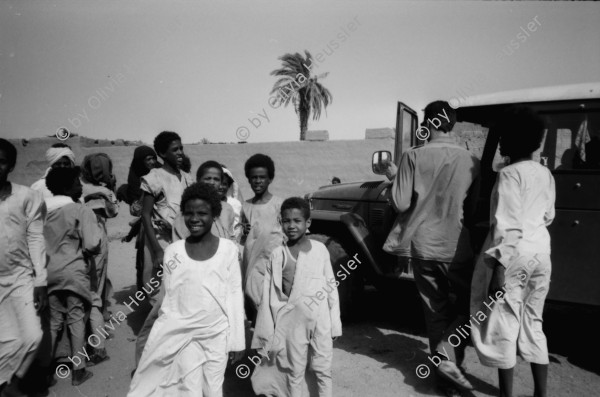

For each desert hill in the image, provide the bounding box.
[8,136,393,199]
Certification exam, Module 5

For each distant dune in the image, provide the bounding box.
[9,124,488,200]
[9,136,393,199]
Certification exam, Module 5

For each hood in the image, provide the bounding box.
[308,179,390,202]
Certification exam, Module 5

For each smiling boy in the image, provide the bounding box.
[240,154,284,320]
[251,197,341,397]
[134,131,193,367]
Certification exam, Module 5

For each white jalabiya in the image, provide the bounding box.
[251,240,342,397]
[471,161,555,369]
[128,238,245,397]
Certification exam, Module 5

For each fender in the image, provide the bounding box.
[310,209,384,276]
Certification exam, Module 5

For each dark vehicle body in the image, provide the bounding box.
[306,83,600,316]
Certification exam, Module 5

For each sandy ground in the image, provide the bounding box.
[43,211,600,397]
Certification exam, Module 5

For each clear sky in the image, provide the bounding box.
[0,0,599,144]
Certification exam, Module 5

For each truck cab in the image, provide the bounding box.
[307,83,600,316]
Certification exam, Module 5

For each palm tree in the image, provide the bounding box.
[270,51,332,141]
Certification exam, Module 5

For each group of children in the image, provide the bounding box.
[0,140,116,397]
[112,131,341,397]
[0,131,341,397]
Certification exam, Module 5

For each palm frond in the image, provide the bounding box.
[270,50,332,138]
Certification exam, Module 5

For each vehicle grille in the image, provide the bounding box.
[360,181,384,189]
[370,208,385,226]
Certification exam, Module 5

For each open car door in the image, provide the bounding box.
[394,102,420,162]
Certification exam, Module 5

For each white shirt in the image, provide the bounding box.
[485,160,556,267]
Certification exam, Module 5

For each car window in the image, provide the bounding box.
[538,110,600,170]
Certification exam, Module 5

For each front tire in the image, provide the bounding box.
[308,234,364,320]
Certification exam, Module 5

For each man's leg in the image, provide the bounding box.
[412,258,451,355]
[0,288,25,387]
[12,282,43,380]
[65,293,87,371]
[48,292,65,359]
[412,259,472,391]
[0,282,43,396]
[439,260,474,366]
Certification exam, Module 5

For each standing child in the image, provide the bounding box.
[220,166,243,243]
[173,161,236,242]
[241,154,284,320]
[135,131,193,366]
[470,107,555,397]
[128,183,245,397]
[122,146,159,291]
[251,197,342,397]
[0,139,46,396]
[44,167,103,385]
[139,162,240,355]
[80,153,119,365]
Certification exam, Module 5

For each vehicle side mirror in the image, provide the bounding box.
[372,151,392,175]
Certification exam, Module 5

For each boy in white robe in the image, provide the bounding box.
[251,197,342,397]
[241,154,284,321]
[470,107,555,397]
[135,163,242,370]
[134,131,193,366]
[0,139,47,396]
[128,183,245,397]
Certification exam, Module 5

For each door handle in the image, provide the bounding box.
[574,182,582,189]
[573,220,580,226]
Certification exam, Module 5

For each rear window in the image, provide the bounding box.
[538,110,600,170]
[456,103,600,172]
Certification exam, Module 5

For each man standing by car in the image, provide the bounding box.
[384,101,480,395]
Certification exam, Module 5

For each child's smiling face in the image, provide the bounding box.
[161,139,184,169]
[281,208,311,242]
[248,167,271,195]
[183,198,213,237]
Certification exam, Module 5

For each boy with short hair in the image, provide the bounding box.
[44,167,103,385]
[471,107,555,397]
[135,131,193,366]
[251,197,342,397]
[0,139,46,396]
[172,161,236,243]
[128,183,245,396]
[135,161,241,378]
[241,154,284,318]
